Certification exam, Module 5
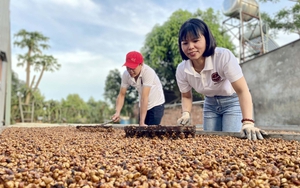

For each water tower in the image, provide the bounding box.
[222,0,270,62]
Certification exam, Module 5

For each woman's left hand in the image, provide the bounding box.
[240,123,268,140]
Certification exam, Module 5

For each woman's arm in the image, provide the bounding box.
[232,77,267,140]
[231,76,253,120]
[177,90,193,125]
[181,90,193,113]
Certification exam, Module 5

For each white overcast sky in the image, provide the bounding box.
[10,0,299,102]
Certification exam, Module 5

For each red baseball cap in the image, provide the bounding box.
[123,51,144,69]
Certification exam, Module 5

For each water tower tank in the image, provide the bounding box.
[222,0,259,22]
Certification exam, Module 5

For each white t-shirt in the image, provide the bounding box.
[176,47,243,97]
[121,64,165,110]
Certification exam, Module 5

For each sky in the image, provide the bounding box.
[10,0,299,102]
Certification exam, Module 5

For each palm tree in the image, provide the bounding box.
[33,54,61,91]
[14,29,50,104]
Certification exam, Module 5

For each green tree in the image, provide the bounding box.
[259,0,300,37]
[104,69,122,105]
[43,99,62,123]
[31,90,46,122]
[61,94,88,123]
[141,10,192,103]
[141,8,234,102]
[13,30,61,104]
[10,71,48,124]
[104,69,138,118]
[10,71,26,124]
[86,97,101,123]
[86,97,111,123]
[33,55,61,91]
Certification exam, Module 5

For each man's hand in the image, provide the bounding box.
[240,123,268,140]
[111,113,120,122]
[177,112,190,126]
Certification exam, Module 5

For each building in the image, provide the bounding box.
[0,0,12,126]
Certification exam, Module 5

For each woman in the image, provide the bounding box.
[175,18,266,140]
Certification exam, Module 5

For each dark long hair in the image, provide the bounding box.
[178,18,216,60]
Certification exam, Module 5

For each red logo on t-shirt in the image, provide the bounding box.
[211,72,222,82]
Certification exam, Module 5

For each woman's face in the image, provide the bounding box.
[126,64,142,78]
[181,33,206,60]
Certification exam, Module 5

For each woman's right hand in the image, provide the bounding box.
[177,111,191,126]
